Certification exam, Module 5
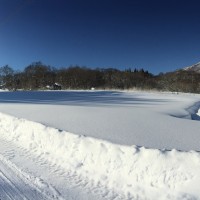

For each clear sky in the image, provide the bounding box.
[0,0,200,74]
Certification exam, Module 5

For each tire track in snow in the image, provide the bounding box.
[0,142,64,200]
[0,156,46,200]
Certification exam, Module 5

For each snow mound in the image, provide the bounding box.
[0,112,200,199]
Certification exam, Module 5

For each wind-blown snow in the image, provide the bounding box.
[0,90,200,199]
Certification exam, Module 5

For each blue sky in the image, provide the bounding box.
[0,0,200,74]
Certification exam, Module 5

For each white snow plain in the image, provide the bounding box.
[0,90,200,200]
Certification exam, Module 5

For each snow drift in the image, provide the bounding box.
[0,112,200,200]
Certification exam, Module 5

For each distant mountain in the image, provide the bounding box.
[183,62,200,73]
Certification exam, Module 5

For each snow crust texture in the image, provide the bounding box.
[0,112,200,200]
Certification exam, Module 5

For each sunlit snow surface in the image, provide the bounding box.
[0,90,200,200]
[0,90,199,151]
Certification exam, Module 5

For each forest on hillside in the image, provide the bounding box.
[0,62,200,93]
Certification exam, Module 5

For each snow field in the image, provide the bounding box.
[0,91,200,151]
[1,112,200,199]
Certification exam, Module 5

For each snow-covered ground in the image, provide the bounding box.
[0,91,199,150]
[0,90,200,199]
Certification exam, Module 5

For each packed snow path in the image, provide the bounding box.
[0,155,51,200]
[0,144,61,200]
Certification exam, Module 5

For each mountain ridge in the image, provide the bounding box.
[183,62,200,73]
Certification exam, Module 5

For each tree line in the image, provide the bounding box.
[0,62,200,93]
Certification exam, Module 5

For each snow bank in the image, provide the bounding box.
[0,112,200,199]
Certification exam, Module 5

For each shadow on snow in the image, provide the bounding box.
[0,91,173,107]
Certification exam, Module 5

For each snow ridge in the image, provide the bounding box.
[184,62,200,72]
[0,112,200,199]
